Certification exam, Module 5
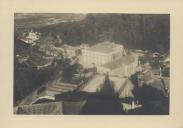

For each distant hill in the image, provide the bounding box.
[15,13,170,53]
[14,13,87,30]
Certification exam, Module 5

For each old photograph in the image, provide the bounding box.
[14,13,170,115]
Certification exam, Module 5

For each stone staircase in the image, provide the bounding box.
[46,82,78,96]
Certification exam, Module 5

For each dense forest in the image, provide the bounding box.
[26,14,170,53]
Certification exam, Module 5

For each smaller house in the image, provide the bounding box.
[22,30,40,44]
[97,54,139,77]
[62,44,79,58]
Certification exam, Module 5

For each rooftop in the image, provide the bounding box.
[102,55,136,70]
[16,102,63,114]
[16,100,86,114]
[88,41,123,53]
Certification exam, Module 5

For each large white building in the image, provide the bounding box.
[81,41,126,66]
[81,41,139,77]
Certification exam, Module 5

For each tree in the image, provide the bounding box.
[99,74,117,98]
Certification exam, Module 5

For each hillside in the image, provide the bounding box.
[29,14,169,53]
[15,14,170,53]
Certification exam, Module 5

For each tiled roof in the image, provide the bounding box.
[16,100,87,115]
[16,102,63,114]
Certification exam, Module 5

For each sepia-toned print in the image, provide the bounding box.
[14,13,170,115]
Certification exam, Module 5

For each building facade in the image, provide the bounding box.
[81,42,125,66]
[81,41,138,77]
